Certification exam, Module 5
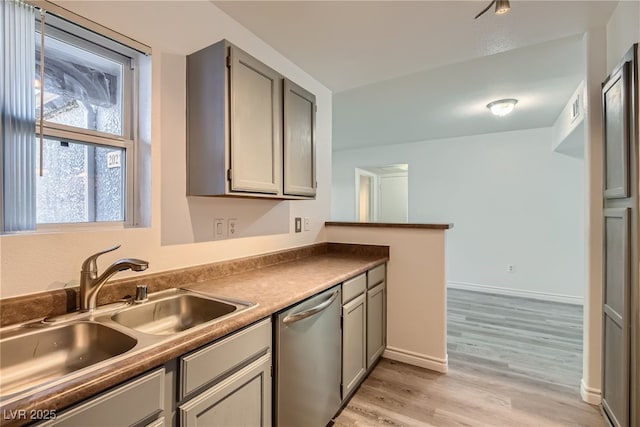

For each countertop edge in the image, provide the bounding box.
[325,221,453,230]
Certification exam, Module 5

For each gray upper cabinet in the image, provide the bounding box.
[187,40,281,197]
[187,39,316,199]
[283,79,316,197]
[602,62,631,199]
[229,47,282,195]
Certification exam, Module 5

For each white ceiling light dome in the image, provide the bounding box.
[487,98,518,116]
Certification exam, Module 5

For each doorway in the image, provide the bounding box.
[354,164,408,223]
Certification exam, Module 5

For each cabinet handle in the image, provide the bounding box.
[283,291,339,325]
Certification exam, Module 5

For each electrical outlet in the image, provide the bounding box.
[507,264,514,273]
[294,217,302,233]
[214,218,226,240]
[303,217,310,231]
[228,218,237,237]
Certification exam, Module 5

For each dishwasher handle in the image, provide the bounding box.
[282,290,339,325]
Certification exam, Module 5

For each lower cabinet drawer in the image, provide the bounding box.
[38,368,164,427]
[368,264,385,288]
[179,319,271,400]
[342,273,366,304]
[178,354,272,427]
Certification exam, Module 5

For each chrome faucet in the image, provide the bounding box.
[79,245,149,311]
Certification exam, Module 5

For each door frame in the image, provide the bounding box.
[354,168,378,222]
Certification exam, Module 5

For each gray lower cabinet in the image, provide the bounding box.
[341,274,367,400]
[37,368,165,427]
[342,293,367,399]
[340,264,387,402]
[367,282,386,369]
[367,264,386,369]
[177,319,272,427]
[146,418,166,427]
[178,354,271,426]
[39,319,272,427]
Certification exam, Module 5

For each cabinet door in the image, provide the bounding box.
[602,208,631,427]
[38,368,164,427]
[179,354,271,427]
[229,46,282,195]
[367,282,386,369]
[603,62,630,199]
[283,79,316,197]
[342,293,366,400]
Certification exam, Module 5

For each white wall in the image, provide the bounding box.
[552,81,586,159]
[327,226,448,373]
[606,0,640,73]
[0,1,332,298]
[333,127,585,301]
[581,27,607,405]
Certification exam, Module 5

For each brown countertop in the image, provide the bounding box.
[0,250,387,424]
[325,221,453,230]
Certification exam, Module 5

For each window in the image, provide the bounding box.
[1,1,150,232]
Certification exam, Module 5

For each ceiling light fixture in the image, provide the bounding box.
[487,98,518,116]
[495,0,511,15]
[474,0,511,19]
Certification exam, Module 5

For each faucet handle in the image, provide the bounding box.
[134,284,148,303]
[81,244,121,273]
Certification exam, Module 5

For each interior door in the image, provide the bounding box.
[379,174,408,222]
[601,58,633,427]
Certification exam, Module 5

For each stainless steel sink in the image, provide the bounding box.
[0,322,137,397]
[110,290,250,335]
[0,289,255,402]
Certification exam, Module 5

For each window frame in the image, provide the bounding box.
[34,13,140,228]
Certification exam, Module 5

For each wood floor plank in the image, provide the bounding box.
[333,289,604,426]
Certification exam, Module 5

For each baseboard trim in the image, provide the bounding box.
[580,379,602,405]
[448,281,584,306]
[383,346,448,373]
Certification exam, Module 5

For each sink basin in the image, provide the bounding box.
[0,322,137,397]
[111,292,241,335]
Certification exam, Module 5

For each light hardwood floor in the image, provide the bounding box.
[447,288,584,388]
[332,289,605,426]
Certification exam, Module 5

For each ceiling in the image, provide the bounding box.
[333,34,585,149]
[213,1,619,150]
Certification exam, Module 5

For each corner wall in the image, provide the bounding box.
[0,1,332,298]
[333,127,585,302]
[606,0,640,73]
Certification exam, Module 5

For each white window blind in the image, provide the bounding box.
[1,0,37,232]
[2,1,151,232]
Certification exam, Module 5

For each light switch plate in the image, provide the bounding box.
[214,218,226,240]
[303,217,310,231]
[295,217,302,233]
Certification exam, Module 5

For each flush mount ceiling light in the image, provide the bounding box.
[487,98,518,116]
[475,0,511,19]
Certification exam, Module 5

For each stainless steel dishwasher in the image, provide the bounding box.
[275,285,342,427]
